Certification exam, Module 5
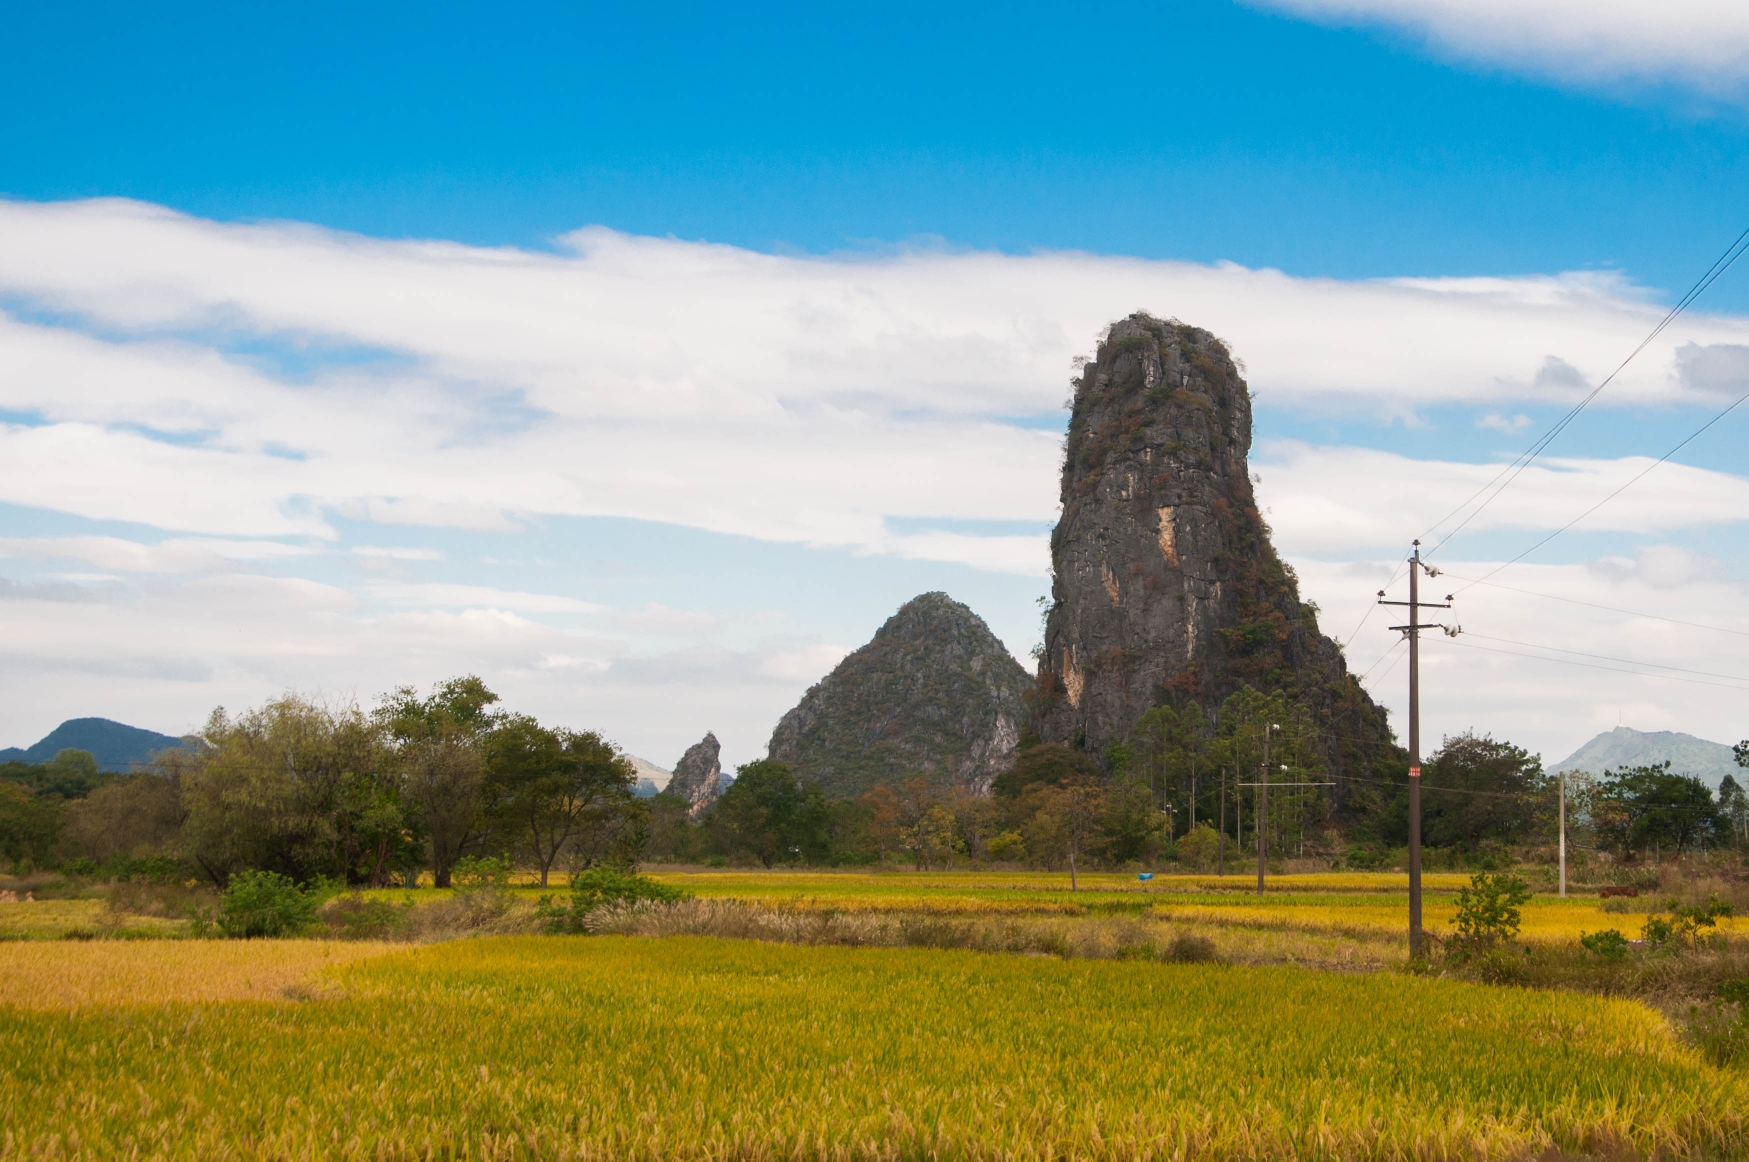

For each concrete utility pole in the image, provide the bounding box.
[1256,723,1280,896]
[1379,541,1455,959]
[1559,771,1567,899]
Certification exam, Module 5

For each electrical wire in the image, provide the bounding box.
[1445,637,1749,693]
[1462,631,1749,684]
[1438,572,1749,639]
[1453,381,1749,592]
[1420,223,1749,557]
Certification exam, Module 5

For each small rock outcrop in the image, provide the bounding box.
[668,732,723,818]
[1037,313,1395,773]
[768,593,1029,798]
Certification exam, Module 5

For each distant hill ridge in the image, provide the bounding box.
[1551,726,1739,790]
[0,717,193,772]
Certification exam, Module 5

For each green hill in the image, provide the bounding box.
[1551,726,1739,789]
[766,592,1029,798]
[0,717,193,772]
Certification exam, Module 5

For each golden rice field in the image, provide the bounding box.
[632,869,1706,943]
[1,939,400,1008]
[2,934,1743,1161]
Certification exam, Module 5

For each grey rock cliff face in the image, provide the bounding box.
[668,732,723,819]
[768,592,1029,798]
[1037,313,1394,769]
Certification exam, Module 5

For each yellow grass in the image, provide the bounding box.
[2,935,1743,1160]
[0,898,186,940]
[634,870,1710,946]
[0,939,402,1008]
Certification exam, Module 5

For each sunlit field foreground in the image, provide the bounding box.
[2,935,1742,1161]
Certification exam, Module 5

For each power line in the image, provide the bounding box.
[1439,572,1749,640]
[1338,559,1411,648]
[1463,631,1749,684]
[1445,637,1749,693]
[1453,381,1749,592]
[1421,223,1749,557]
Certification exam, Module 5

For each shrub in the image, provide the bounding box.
[1165,932,1219,963]
[1175,823,1222,872]
[985,831,1027,862]
[320,893,414,940]
[1688,980,1749,1067]
[1579,929,1630,960]
[1643,893,1733,952]
[217,870,318,938]
[1451,873,1531,950]
[537,868,688,934]
[452,855,512,889]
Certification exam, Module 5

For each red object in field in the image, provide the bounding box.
[1599,886,1639,898]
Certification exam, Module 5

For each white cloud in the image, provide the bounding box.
[3,200,1748,577]
[1476,412,1532,434]
[1295,548,1749,766]
[0,568,841,768]
[1253,0,1749,100]
[1255,441,1749,553]
[8,199,1749,768]
[362,582,603,614]
[0,535,314,573]
[613,603,725,638]
[351,546,446,561]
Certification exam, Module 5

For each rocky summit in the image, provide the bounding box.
[668,732,724,819]
[768,592,1029,798]
[1036,313,1394,770]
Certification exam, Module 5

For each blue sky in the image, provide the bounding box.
[6,0,1749,770]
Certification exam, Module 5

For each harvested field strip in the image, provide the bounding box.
[2,935,1744,1160]
[0,939,402,1008]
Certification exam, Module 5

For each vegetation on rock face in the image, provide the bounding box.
[767,592,1030,799]
[1037,313,1398,788]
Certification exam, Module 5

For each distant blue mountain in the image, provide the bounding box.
[0,717,194,772]
[1551,726,1739,791]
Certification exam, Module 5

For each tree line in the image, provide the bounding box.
[3,678,1746,879]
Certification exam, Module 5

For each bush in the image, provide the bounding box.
[320,893,414,939]
[537,868,688,934]
[1452,873,1531,950]
[985,831,1027,862]
[1175,824,1222,872]
[1644,893,1733,952]
[218,870,318,938]
[452,855,512,890]
[1165,932,1219,963]
[1579,928,1630,960]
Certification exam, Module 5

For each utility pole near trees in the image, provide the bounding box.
[1559,771,1567,899]
[1378,541,1456,958]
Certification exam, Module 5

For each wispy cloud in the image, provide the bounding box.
[1252,0,1749,102]
[2,199,1747,575]
[1476,412,1532,434]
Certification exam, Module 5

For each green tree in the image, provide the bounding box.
[0,782,62,869]
[1380,733,1546,852]
[43,749,103,798]
[180,696,402,886]
[991,743,1097,798]
[1101,775,1165,865]
[710,760,830,867]
[1721,774,1749,847]
[1451,872,1532,949]
[901,803,962,870]
[486,718,639,886]
[1595,762,1724,856]
[377,676,499,888]
[62,774,184,865]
